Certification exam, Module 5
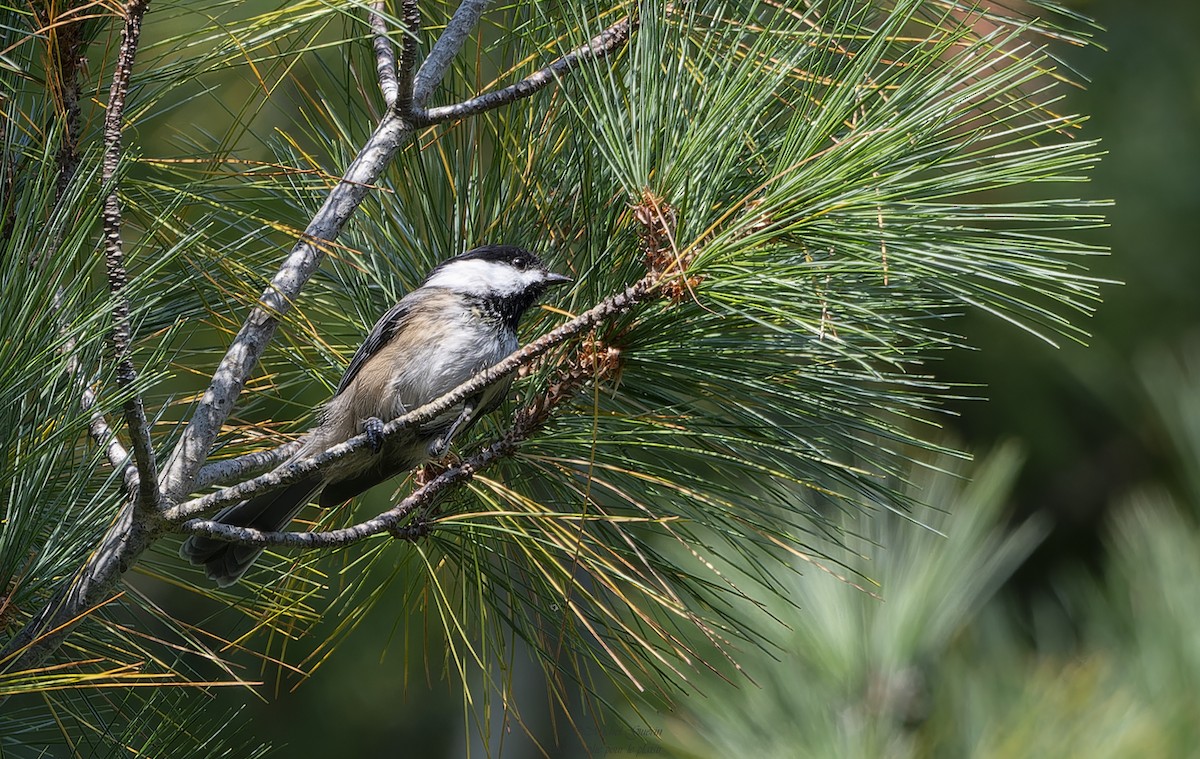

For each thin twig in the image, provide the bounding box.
[194,439,303,490]
[165,275,658,524]
[65,338,137,493]
[34,1,87,216]
[39,4,128,483]
[101,0,158,511]
[368,1,399,107]
[0,0,162,686]
[394,0,420,113]
[422,16,634,124]
[411,0,493,107]
[82,386,138,493]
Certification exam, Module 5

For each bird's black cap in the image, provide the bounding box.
[447,244,545,270]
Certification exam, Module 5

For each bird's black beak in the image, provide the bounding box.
[543,271,572,287]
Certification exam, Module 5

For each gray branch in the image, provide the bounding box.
[2,28,414,682]
[0,494,163,683]
[411,0,493,107]
[72,353,138,494]
[0,108,417,690]
[369,1,399,107]
[193,438,303,490]
[100,0,158,512]
[158,109,413,503]
[423,16,635,124]
[42,7,131,491]
[61,315,138,492]
[0,1,160,682]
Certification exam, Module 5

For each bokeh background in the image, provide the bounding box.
[949,0,1200,592]
[120,0,1200,755]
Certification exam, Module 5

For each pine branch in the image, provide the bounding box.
[181,445,486,549]
[394,0,421,113]
[38,3,130,486]
[2,3,640,684]
[160,7,638,503]
[100,0,158,512]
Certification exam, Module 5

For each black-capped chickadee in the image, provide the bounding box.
[181,245,571,586]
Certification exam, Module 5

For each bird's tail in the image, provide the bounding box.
[180,477,322,587]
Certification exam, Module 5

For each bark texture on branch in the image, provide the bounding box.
[100,0,158,512]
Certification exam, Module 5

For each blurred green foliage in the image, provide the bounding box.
[651,394,1200,757]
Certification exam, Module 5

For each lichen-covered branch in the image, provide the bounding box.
[64,346,137,493]
[411,0,493,107]
[193,439,304,491]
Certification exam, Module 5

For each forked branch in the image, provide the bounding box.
[161,7,636,501]
[2,0,638,687]
[181,332,627,550]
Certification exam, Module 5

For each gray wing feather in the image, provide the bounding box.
[335,298,413,396]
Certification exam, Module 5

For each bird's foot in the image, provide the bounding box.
[426,435,450,459]
[425,402,476,460]
[363,417,385,453]
[387,517,430,541]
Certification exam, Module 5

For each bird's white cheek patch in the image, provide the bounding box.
[426,259,527,296]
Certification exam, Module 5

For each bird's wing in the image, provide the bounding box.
[334,298,413,396]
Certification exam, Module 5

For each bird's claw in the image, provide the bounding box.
[426,435,449,459]
[364,417,385,453]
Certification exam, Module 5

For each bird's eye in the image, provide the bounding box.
[512,257,528,270]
